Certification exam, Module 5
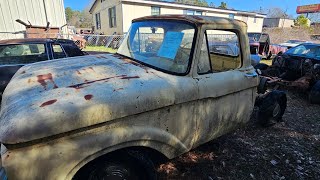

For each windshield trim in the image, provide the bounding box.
[117,19,198,76]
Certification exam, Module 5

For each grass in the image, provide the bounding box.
[83,46,118,53]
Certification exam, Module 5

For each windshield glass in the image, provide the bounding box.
[285,44,320,60]
[117,20,196,74]
[0,44,48,65]
[248,33,261,42]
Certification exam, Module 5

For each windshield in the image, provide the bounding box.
[248,33,261,42]
[117,20,196,74]
[0,44,48,65]
[285,44,320,60]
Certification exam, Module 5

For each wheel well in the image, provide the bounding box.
[72,146,168,179]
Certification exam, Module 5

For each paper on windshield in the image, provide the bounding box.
[157,32,184,60]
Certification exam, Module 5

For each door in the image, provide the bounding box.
[193,30,258,147]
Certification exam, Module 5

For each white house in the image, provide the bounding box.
[0,0,67,39]
[89,0,266,35]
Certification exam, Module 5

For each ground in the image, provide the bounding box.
[158,91,320,180]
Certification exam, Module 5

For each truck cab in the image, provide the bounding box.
[0,15,262,179]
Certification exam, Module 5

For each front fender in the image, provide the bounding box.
[3,126,189,180]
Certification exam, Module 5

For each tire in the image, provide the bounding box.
[254,63,269,70]
[309,80,320,104]
[77,150,157,180]
[257,77,268,94]
[256,90,287,127]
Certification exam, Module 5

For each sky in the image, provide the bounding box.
[64,0,319,17]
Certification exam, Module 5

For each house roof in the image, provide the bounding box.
[89,0,266,18]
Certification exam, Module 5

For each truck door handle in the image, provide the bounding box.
[245,72,258,78]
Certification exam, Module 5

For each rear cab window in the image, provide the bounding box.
[0,44,48,65]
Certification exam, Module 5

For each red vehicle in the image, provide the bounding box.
[249,33,287,59]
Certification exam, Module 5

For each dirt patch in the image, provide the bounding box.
[158,92,320,179]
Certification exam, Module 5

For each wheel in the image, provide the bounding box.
[309,80,320,104]
[256,90,287,127]
[254,63,269,70]
[76,150,157,180]
[257,77,268,94]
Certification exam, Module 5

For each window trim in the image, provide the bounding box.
[151,6,161,16]
[198,32,213,75]
[109,6,117,28]
[95,13,101,30]
[51,43,68,59]
[203,29,243,73]
[117,19,198,76]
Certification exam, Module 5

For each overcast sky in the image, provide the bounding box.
[64,0,319,17]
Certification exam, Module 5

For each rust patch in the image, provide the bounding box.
[68,75,127,89]
[76,70,82,75]
[84,94,93,100]
[121,76,140,80]
[20,70,26,74]
[113,88,124,92]
[88,67,95,72]
[40,99,57,107]
[37,73,58,90]
[27,79,32,83]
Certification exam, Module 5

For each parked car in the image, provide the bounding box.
[0,38,87,96]
[279,39,309,49]
[258,43,320,104]
[248,32,287,59]
[0,15,286,180]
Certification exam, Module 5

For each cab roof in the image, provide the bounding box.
[133,15,248,28]
[0,38,74,45]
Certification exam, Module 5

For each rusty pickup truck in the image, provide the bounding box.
[0,15,286,180]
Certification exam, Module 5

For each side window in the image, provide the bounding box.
[206,30,241,72]
[52,44,67,59]
[198,35,211,74]
[61,43,85,57]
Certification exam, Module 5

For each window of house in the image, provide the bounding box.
[52,44,67,59]
[229,14,235,19]
[109,7,116,28]
[151,6,161,15]
[242,16,248,23]
[95,13,101,29]
[254,17,257,23]
[186,10,202,15]
[205,30,241,72]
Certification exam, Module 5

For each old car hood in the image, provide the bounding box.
[0,54,196,144]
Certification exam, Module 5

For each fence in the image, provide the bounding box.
[0,32,125,53]
[0,32,240,54]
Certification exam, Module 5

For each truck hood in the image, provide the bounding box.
[0,54,195,144]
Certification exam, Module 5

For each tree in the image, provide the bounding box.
[65,7,92,28]
[266,7,292,18]
[65,7,73,22]
[218,2,227,9]
[174,0,208,7]
[295,15,309,27]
